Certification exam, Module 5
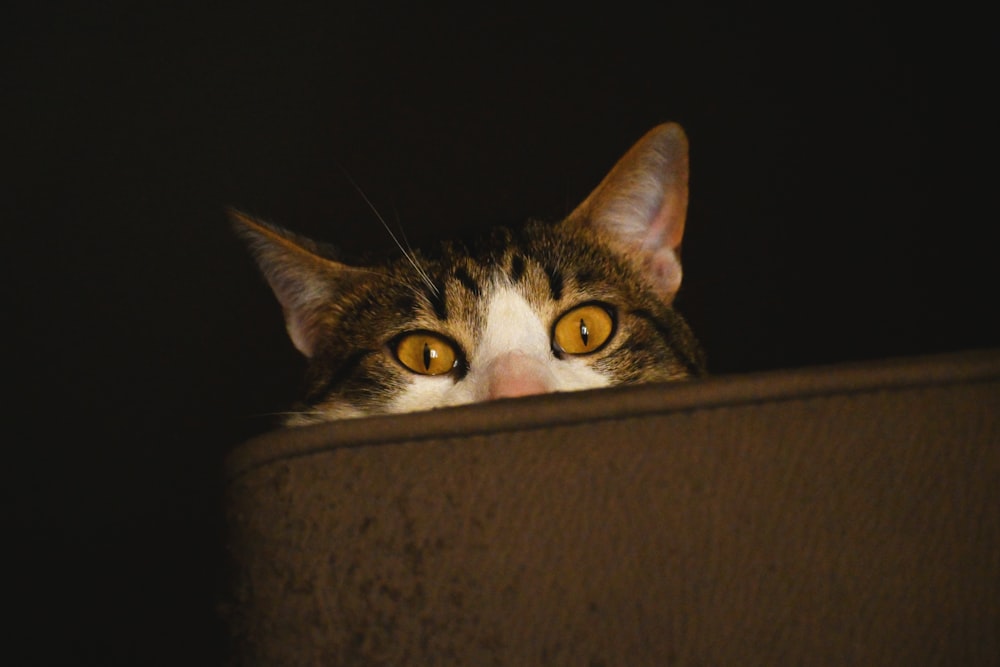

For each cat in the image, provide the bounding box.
[232,122,705,425]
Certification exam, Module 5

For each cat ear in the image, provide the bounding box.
[230,209,366,358]
[565,123,689,303]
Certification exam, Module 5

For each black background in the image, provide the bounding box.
[7,3,995,664]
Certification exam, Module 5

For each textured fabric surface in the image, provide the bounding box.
[225,349,1000,666]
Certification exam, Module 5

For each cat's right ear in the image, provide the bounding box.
[229,209,366,358]
[564,123,690,304]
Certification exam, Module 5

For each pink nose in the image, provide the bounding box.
[483,352,553,400]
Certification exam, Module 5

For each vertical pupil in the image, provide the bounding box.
[579,318,589,346]
[423,342,432,370]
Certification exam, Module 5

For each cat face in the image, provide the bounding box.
[234,123,704,424]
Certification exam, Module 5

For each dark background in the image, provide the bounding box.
[6,3,994,665]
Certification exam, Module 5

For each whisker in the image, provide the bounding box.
[389,206,439,295]
[233,409,320,424]
[392,204,415,255]
[246,408,337,424]
[338,167,439,297]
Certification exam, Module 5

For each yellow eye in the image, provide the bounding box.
[394,332,458,375]
[552,303,615,355]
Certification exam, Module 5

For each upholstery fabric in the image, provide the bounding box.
[225,348,1000,665]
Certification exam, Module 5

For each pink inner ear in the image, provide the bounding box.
[635,189,685,302]
[285,309,316,358]
[642,189,687,253]
[647,247,683,304]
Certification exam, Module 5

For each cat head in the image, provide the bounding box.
[233,123,704,424]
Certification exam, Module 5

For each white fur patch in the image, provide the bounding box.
[386,284,610,413]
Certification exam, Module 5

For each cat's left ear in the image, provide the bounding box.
[229,209,370,358]
[564,123,689,303]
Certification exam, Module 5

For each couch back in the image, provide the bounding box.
[225,348,1000,665]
